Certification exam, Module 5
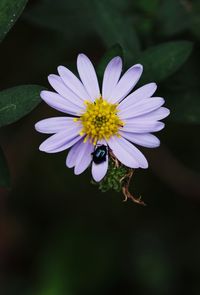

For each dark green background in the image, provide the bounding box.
[1,0,200,294]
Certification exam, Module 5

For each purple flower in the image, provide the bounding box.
[35,54,170,182]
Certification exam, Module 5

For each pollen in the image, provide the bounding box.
[78,97,124,144]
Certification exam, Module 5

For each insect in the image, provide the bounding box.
[92,145,108,164]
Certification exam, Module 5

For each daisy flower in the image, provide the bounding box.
[35,54,170,184]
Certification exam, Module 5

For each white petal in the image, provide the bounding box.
[74,140,93,175]
[107,136,148,168]
[50,136,82,153]
[120,131,160,148]
[102,56,122,101]
[92,155,108,182]
[108,64,143,104]
[35,117,75,134]
[77,53,100,101]
[91,139,108,181]
[40,90,82,116]
[118,83,157,111]
[48,74,84,108]
[39,124,82,153]
[125,107,170,121]
[119,97,165,119]
[57,66,91,101]
[66,139,83,168]
[121,120,165,133]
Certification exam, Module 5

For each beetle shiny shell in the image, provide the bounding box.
[92,145,107,164]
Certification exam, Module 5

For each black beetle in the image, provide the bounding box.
[92,145,108,164]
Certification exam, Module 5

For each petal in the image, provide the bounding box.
[74,140,93,175]
[91,139,108,182]
[107,136,148,169]
[57,66,91,101]
[120,120,165,133]
[125,107,170,122]
[40,134,82,154]
[39,124,82,153]
[118,83,157,111]
[48,74,84,108]
[51,135,82,153]
[102,56,122,101]
[119,131,160,148]
[77,53,100,101]
[119,97,165,119]
[108,64,143,104]
[92,155,108,182]
[40,90,82,116]
[66,139,83,168]
[35,117,75,134]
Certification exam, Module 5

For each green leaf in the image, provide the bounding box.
[190,1,200,40]
[134,0,159,14]
[92,0,140,63]
[25,0,139,62]
[137,41,193,83]
[93,160,129,193]
[0,0,28,42]
[24,0,94,48]
[167,90,200,124]
[157,0,190,36]
[96,44,123,80]
[0,147,10,188]
[0,85,43,127]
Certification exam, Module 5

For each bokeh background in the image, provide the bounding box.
[1,0,200,294]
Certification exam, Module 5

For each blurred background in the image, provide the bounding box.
[0,0,200,294]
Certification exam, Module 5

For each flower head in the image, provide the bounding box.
[78,97,124,144]
[35,54,170,182]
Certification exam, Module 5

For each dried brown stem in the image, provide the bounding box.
[108,149,146,206]
[109,149,120,168]
[121,168,146,206]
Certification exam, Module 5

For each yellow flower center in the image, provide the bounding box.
[76,97,124,144]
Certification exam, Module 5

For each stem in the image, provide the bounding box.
[121,169,146,206]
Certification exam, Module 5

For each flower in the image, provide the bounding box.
[35,54,170,182]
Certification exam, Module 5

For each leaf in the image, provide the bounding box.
[24,0,139,61]
[167,90,200,124]
[137,41,193,83]
[24,0,94,48]
[91,0,140,63]
[157,0,190,36]
[96,44,123,80]
[24,0,87,33]
[0,0,28,42]
[133,0,159,14]
[97,160,129,193]
[0,147,10,188]
[0,85,43,127]
[190,1,200,40]
[163,54,200,124]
